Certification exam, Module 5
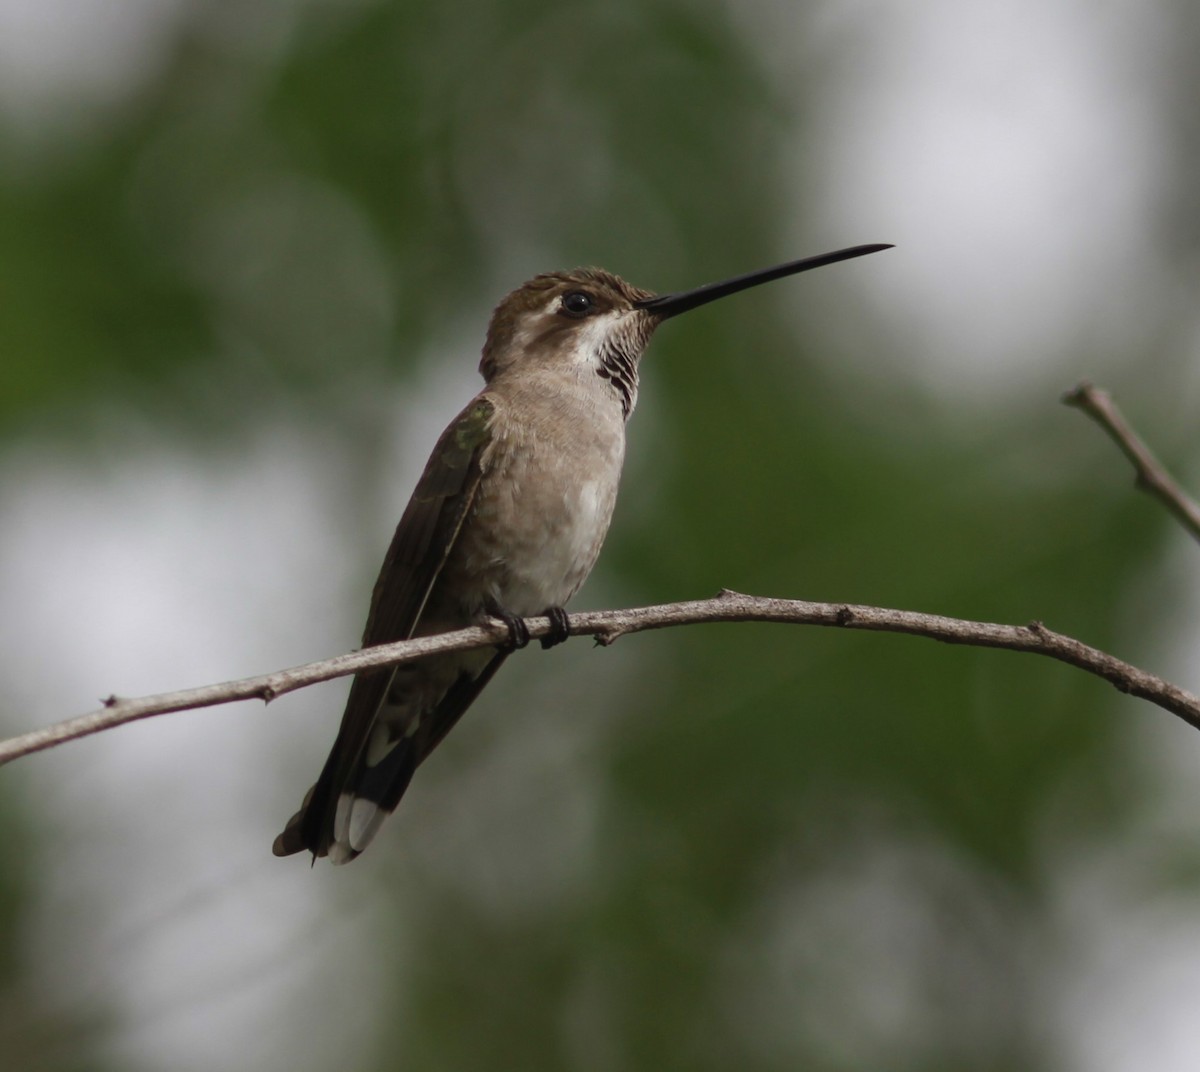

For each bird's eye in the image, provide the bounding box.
[560,291,594,317]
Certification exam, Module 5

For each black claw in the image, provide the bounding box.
[509,616,530,649]
[540,606,571,649]
[486,600,530,651]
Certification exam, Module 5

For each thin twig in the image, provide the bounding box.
[1063,381,1200,543]
[2,590,1197,766]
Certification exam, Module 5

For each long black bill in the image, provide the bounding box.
[634,243,893,320]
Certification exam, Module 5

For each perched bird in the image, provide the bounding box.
[274,243,891,863]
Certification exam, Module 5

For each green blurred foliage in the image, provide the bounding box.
[0,1,1192,1070]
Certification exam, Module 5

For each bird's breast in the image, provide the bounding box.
[450,387,627,617]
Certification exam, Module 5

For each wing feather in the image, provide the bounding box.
[273,397,496,858]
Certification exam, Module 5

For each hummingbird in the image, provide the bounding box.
[273,242,891,863]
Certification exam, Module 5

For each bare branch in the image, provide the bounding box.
[1063,381,1200,544]
[3,590,1198,766]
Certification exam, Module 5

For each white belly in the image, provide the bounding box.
[494,474,617,614]
[462,394,627,617]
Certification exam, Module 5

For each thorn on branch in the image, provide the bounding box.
[101,695,119,708]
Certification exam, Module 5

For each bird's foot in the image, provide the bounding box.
[540,606,571,650]
[485,600,530,651]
